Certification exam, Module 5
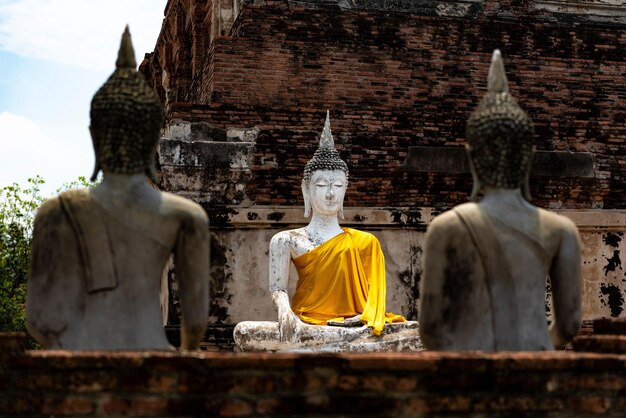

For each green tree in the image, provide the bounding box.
[0,176,45,333]
[0,176,99,337]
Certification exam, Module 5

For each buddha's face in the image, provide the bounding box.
[307,170,347,217]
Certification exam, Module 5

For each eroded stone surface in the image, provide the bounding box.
[167,207,623,326]
[419,51,583,351]
[26,29,210,351]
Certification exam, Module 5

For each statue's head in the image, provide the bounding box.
[302,112,349,218]
[466,50,535,201]
[89,26,163,182]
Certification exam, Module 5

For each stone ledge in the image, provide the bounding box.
[205,206,437,229]
[574,335,626,354]
[11,349,626,370]
[403,146,596,178]
[594,318,626,335]
[562,209,626,230]
[345,0,484,17]
[158,140,255,170]
[264,0,484,14]
[161,120,227,142]
[4,346,626,416]
[161,120,260,143]
[535,0,626,18]
[207,206,626,231]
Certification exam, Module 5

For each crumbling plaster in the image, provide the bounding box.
[204,207,625,324]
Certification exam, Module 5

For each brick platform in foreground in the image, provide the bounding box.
[2,348,626,417]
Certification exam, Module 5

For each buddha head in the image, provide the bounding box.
[89,26,163,182]
[302,112,349,218]
[465,50,535,201]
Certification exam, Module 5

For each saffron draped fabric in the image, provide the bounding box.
[291,228,405,335]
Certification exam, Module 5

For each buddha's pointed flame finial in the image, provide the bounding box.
[487,49,509,94]
[116,25,137,70]
[320,110,335,149]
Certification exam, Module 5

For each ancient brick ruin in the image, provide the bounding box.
[139,0,625,329]
[3,316,626,416]
[4,1,626,416]
[142,0,624,208]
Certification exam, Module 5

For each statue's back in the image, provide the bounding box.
[421,202,580,351]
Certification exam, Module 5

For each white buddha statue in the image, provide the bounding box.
[234,113,421,352]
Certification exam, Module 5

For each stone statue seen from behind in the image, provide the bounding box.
[26,27,210,350]
[419,50,582,351]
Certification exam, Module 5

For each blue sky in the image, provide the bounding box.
[0,0,167,196]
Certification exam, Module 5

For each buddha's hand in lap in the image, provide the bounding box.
[277,308,302,343]
[272,290,302,343]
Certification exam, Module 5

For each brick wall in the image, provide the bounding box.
[3,346,626,417]
[142,0,626,210]
[140,0,626,327]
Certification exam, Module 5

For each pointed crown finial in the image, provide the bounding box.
[116,25,137,69]
[320,110,335,148]
[487,49,509,94]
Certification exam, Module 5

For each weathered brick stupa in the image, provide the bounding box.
[140,0,625,338]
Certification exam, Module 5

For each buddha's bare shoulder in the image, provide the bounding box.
[36,189,91,221]
[536,207,577,229]
[536,207,580,242]
[32,192,93,249]
[36,194,63,216]
[270,228,307,246]
[33,195,69,229]
[157,191,209,225]
[427,203,476,237]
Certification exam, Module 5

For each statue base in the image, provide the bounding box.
[234,321,423,353]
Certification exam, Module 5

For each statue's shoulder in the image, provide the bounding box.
[269,228,310,257]
[448,202,480,217]
[157,191,209,226]
[423,204,479,253]
[343,227,380,248]
[51,188,91,208]
[32,191,93,246]
[36,194,61,214]
[536,207,580,239]
[34,194,64,222]
[270,228,306,245]
[428,203,477,233]
[57,188,90,200]
[343,227,375,239]
[36,189,91,222]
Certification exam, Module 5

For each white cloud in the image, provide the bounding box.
[0,1,168,194]
[0,111,94,196]
[0,0,166,70]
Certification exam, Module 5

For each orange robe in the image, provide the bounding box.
[291,228,405,335]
